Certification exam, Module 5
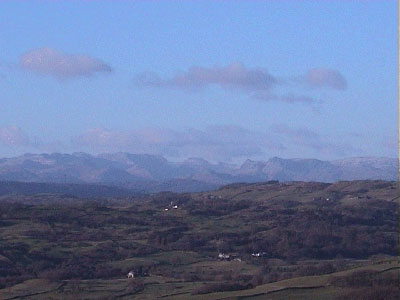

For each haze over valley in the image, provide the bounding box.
[0,1,397,299]
[0,152,396,193]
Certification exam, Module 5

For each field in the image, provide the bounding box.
[0,180,398,299]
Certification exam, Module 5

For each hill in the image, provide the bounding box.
[0,180,398,299]
[0,181,138,198]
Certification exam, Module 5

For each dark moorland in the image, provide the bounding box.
[0,180,398,299]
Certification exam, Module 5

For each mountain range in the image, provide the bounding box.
[0,152,397,193]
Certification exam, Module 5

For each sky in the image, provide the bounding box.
[0,0,397,163]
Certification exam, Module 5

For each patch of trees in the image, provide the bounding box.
[0,182,398,289]
[330,269,399,300]
[192,281,252,294]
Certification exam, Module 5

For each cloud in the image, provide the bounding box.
[72,125,361,161]
[134,63,347,106]
[271,125,322,149]
[72,126,284,162]
[134,62,277,92]
[382,135,397,151]
[271,124,358,156]
[19,47,112,79]
[302,68,347,90]
[0,126,31,146]
[1,125,360,161]
[0,126,66,153]
[253,93,316,104]
[0,60,7,81]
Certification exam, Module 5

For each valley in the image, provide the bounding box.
[0,180,398,299]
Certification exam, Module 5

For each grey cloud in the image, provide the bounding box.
[0,126,66,153]
[253,92,316,104]
[134,63,347,105]
[0,126,31,147]
[73,125,360,161]
[272,125,321,148]
[0,60,7,81]
[280,94,316,104]
[302,68,347,90]
[134,62,277,92]
[19,48,112,79]
[382,135,397,150]
[271,124,358,156]
[72,126,285,162]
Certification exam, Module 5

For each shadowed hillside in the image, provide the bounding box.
[0,180,398,299]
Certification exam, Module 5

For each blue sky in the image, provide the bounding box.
[0,0,397,162]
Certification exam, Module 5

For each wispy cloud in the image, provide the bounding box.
[0,126,32,147]
[134,62,277,92]
[0,60,8,81]
[71,124,361,161]
[271,124,322,149]
[19,47,112,79]
[134,63,347,105]
[72,126,284,162]
[252,93,316,104]
[301,68,347,90]
[382,135,397,152]
[0,126,66,153]
[271,124,358,156]
[0,124,361,161]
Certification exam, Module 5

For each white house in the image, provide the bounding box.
[252,252,266,257]
[127,271,135,278]
[218,253,230,260]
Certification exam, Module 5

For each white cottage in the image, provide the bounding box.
[127,271,135,278]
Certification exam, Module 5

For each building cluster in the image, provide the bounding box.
[127,268,149,278]
[164,201,179,211]
[218,251,267,261]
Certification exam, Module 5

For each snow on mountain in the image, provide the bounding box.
[0,153,396,192]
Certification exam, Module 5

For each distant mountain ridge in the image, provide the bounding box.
[0,153,397,192]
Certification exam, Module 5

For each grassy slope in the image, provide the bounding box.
[0,180,398,299]
[1,260,397,299]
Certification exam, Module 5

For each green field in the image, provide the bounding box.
[1,260,398,299]
[0,180,398,299]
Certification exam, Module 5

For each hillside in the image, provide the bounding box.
[0,180,398,299]
[0,181,139,198]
